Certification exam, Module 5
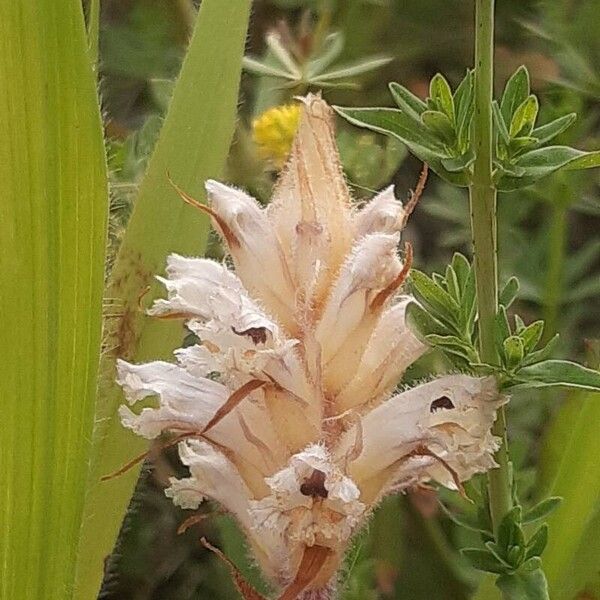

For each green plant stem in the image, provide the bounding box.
[470,0,512,535]
[542,195,568,342]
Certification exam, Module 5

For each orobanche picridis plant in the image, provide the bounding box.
[115,94,508,600]
[336,0,600,598]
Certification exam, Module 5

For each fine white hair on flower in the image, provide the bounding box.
[115,93,506,599]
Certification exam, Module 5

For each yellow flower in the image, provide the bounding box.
[252,103,301,166]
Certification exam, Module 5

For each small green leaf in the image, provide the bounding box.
[519,320,544,355]
[496,568,549,600]
[305,32,344,78]
[462,549,509,575]
[531,113,576,146]
[452,252,471,288]
[514,314,526,333]
[563,149,600,170]
[504,336,525,368]
[389,81,427,119]
[486,541,515,568]
[513,359,600,391]
[410,270,461,328]
[445,264,461,301]
[500,66,530,126]
[454,70,474,148]
[335,106,470,186]
[438,502,493,536]
[405,301,449,340]
[242,56,294,79]
[495,305,511,352]
[421,110,456,144]
[493,100,510,146]
[441,149,476,173]
[314,55,393,82]
[522,497,562,524]
[498,146,600,191]
[429,73,455,121]
[425,334,474,362]
[499,276,519,308]
[498,506,523,555]
[335,107,444,151]
[525,525,549,560]
[508,135,538,157]
[461,269,477,336]
[520,334,558,367]
[509,95,538,138]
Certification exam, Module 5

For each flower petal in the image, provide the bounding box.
[335,297,427,410]
[354,185,405,238]
[315,233,402,381]
[268,94,354,308]
[343,375,504,502]
[116,359,228,438]
[205,180,296,330]
[170,439,288,582]
[250,444,365,551]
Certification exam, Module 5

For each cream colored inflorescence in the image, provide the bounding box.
[116,95,505,597]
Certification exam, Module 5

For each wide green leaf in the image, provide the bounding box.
[539,389,600,598]
[0,1,108,598]
[74,1,251,597]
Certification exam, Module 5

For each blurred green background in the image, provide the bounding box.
[91,1,600,598]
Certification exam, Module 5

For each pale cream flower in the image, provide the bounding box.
[116,94,505,599]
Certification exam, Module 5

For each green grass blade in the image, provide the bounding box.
[538,390,600,598]
[0,1,108,598]
[74,1,251,596]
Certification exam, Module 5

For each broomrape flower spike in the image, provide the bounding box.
[116,94,506,600]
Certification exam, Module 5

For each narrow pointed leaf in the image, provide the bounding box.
[389,81,428,119]
[335,106,470,185]
[74,2,251,596]
[500,66,530,126]
[498,146,600,191]
[0,1,108,598]
[512,360,600,391]
[429,73,455,121]
[499,276,519,308]
[509,95,538,138]
[306,32,344,78]
[531,113,576,146]
[315,55,392,81]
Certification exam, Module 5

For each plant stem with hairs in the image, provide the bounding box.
[470,0,513,535]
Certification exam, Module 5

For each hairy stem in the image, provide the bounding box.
[470,0,512,533]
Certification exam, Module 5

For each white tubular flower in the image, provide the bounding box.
[116,94,506,600]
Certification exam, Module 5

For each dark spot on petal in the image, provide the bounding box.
[430,396,455,413]
[231,326,268,345]
[300,469,328,499]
